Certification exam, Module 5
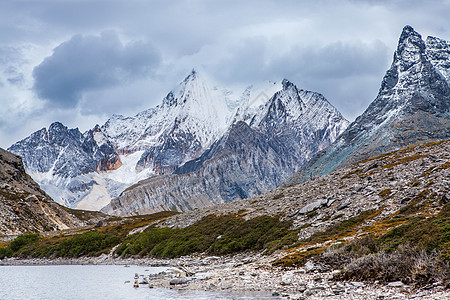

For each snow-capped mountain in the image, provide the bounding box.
[9,70,348,212]
[101,70,282,174]
[287,25,450,185]
[102,79,348,216]
[8,122,122,209]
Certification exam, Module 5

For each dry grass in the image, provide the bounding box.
[334,245,448,287]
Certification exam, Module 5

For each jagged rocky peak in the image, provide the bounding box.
[361,25,450,127]
[287,25,450,185]
[397,25,425,56]
[281,78,296,89]
[164,69,212,105]
[133,69,237,173]
[381,26,426,93]
[168,69,232,126]
[185,68,198,81]
[260,78,304,122]
[162,69,199,107]
[8,120,122,207]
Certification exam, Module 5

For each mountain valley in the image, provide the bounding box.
[1,25,449,296]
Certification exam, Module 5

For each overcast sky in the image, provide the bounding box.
[1,0,449,148]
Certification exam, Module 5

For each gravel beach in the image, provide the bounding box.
[2,252,448,300]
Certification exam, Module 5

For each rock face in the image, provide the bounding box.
[102,79,347,216]
[287,26,450,185]
[0,147,87,235]
[10,71,348,214]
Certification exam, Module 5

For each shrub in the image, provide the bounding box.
[15,230,121,258]
[115,214,299,258]
[0,247,13,259]
[9,234,39,252]
[335,245,448,287]
[0,233,39,259]
[50,231,120,257]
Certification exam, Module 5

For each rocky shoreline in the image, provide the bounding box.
[1,253,448,299]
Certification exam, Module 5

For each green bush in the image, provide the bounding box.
[14,230,121,258]
[48,231,120,258]
[115,214,298,258]
[0,233,39,259]
[0,247,13,259]
[9,234,39,252]
[0,211,178,259]
[379,203,449,253]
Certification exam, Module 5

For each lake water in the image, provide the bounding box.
[0,265,274,299]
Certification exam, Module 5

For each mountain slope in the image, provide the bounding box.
[287,25,450,185]
[102,81,348,216]
[156,138,450,244]
[0,147,89,235]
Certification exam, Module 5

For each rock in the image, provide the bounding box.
[351,282,365,287]
[271,291,280,296]
[313,275,322,282]
[195,274,211,281]
[299,199,327,214]
[94,220,103,228]
[338,200,350,210]
[242,257,253,264]
[332,287,345,295]
[331,269,341,276]
[290,295,306,300]
[441,193,450,204]
[304,261,316,272]
[169,278,190,285]
[297,282,307,292]
[304,289,316,296]
[387,281,405,288]
[326,199,335,207]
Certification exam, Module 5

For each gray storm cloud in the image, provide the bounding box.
[32,31,160,107]
[0,0,449,148]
